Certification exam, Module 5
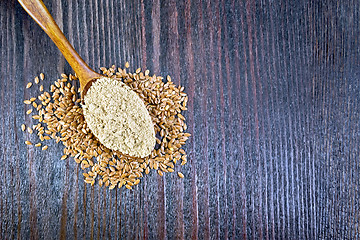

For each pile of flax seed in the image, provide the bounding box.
[22,63,190,189]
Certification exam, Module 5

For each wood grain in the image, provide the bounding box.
[1,0,360,239]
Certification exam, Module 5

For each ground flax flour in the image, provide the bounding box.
[83,77,156,158]
[22,64,190,189]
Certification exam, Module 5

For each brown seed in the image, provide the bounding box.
[26,82,32,88]
[40,85,44,92]
[35,143,41,147]
[22,65,190,189]
[117,180,124,188]
[25,141,32,145]
[35,77,40,84]
[40,73,45,80]
[21,124,26,131]
[177,172,184,178]
[26,109,33,115]
[42,145,48,150]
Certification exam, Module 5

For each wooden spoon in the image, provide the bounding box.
[18,0,156,158]
[18,0,102,97]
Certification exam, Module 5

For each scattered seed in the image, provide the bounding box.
[25,141,32,145]
[27,127,33,134]
[21,124,26,131]
[125,62,130,68]
[40,85,44,92]
[26,82,32,88]
[35,77,40,84]
[26,109,33,115]
[177,172,184,178]
[22,66,190,189]
[40,73,44,80]
[42,145,48,150]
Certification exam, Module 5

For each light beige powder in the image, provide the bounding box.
[82,77,155,158]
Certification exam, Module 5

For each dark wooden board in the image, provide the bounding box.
[1,0,360,239]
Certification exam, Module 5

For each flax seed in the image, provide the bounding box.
[22,65,190,189]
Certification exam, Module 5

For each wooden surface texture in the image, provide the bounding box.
[1,0,360,239]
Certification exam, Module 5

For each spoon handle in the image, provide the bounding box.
[18,0,101,90]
